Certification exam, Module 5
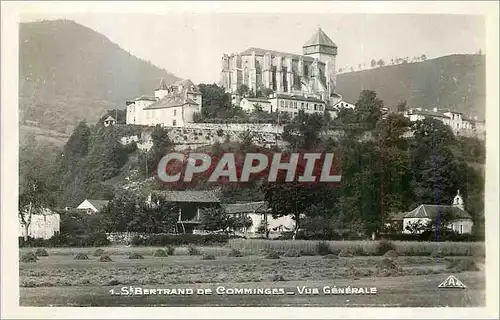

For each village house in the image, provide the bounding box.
[240,97,273,113]
[404,107,485,138]
[76,199,110,214]
[222,201,295,238]
[126,79,202,127]
[390,190,473,234]
[103,115,117,127]
[149,189,221,234]
[19,208,60,240]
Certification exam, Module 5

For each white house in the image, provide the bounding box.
[19,208,60,240]
[126,79,202,127]
[327,98,356,119]
[223,201,295,238]
[240,97,273,113]
[76,199,110,214]
[269,93,327,119]
[103,115,116,127]
[404,108,485,138]
[392,190,473,234]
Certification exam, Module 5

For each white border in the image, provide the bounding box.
[1,1,499,319]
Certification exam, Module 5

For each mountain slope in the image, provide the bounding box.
[19,19,181,133]
[336,54,486,120]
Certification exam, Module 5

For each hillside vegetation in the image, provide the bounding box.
[19,19,180,133]
[337,54,486,119]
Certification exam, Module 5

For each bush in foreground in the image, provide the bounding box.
[92,248,105,256]
[376,239,396,256]
[74,253,90,260]
[20,252,38,263]
[228,248,243,257]
[188,244,201,256]
[99,254,113,262]
[153,249,168,257]
[264,251,280,259]
[202,253,216,260]
[166,245,176,256]
[316,241,331,256]
[128,253,144,259]
[283,249,302,257]
[383,250,399,258]
[446,258,480,272]
[34,248,49,257]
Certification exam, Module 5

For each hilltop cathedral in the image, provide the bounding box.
[220,28,341,106]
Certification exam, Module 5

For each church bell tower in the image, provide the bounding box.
[303,28,338,101]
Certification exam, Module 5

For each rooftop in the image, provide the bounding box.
[143,95,199,110]
[303,28,337,48]
[85,199,110,211]
[222,201,270,214]
[239,47,319,63]
[151,190,221,203]
[273,93,325,103]
[393,204,471,220]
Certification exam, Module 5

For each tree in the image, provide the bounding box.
[198,83,232,118]
[370,59,377,68]
[200,207,231,231]
[420,54,427,61]
[282,110,325,150]
[237,84,250,97]
[261,88,274,98]
[377,59,385,67]
[396,100,408,113]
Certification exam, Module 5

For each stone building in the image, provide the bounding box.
[126,79,202,127]
[220,28,339,105]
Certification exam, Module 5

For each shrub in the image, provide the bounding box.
[99,254,113,262]
[34,248,49,257]
[188,244,201,256]
[202,253,216,260]
[376,239,396,256]
[264,251,280,259]
[130,234,233,246]
[166,245,176,256]
[131,236,142,246]
[316,241,331,256]
[270,274,285,281]
[283,249,301,257]
[228,248,243,257]
[383,250,399,258]
[74,253,90,260]
[323,253,339,260]
[377,258,399,270]
[338,248,354,257]
[92,248,105,256]
[20,252,38,263]
[128,253,144,259]
[446,258,480,272]
[153,249,168,257]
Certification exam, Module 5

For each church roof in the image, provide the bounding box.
[239,47,319,63]
[303,28,337,48]
[402,204,471,220]
[143,95,199,110]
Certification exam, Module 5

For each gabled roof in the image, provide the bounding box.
[303,28,337,48]
[152,190,221,203]
[273,93,325,103]
[135,95,157,102]
[143,95,199,110]
[243,98,271,103]
[402,204,471,220]
[223,201,270,214]
[85,199,110,211]
[104,115,116,122]
[239,47,317,63]
[411,109,451,119]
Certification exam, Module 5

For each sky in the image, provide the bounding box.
[21,13,485,83]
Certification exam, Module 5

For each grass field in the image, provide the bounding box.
[19,242,486,307]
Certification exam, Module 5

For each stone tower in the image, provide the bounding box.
[452,190,465,210]
[302,28,338,100]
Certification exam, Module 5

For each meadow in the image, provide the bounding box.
[19,240,486,307]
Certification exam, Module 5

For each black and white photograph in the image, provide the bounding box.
[1,1,498,318]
